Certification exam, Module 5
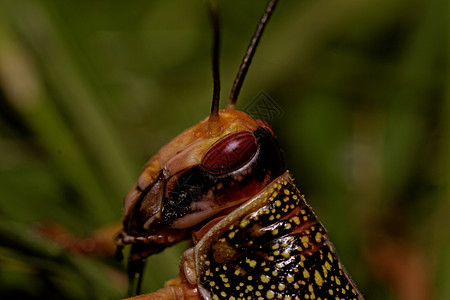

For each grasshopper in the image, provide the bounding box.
[115,1,364,299]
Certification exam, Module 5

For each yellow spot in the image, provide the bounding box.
[274,250,280,256]
[272,271,278,276]
[325,261,332,271]
[230,297,236,300]
[285,223,292,230]
[294,283,300,289]
[220,291,226,297]
[322,265,328,277]
[315,270,324,286]
[335,276,341,285]
[261,275,270,283]
[282,251,290,258]
[303,269,310,279]
[278,283,286,291]
[287,274,294,283]
[272,229,279,236]
[315,232,323,243]
[292,216,300,225]
[246,285,254,291]
[269,215,275,221]
[329,289,334,295]
[301,236,310,248]
[240,219,250,228]
[209,281,215,286]
[293,195,298,200]
[309,284,314,292]
[228,231,235,239]
[275,200,282,207]
[328,252,334,262]
[303,216,308,221]
[212,295,219,300]
[258,285,264,290]
[300,209,306,214]
[266,290,275,299]
[248,276,253,280]
[284,189,290,195]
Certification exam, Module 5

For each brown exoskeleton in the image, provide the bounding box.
[115,1,364,299]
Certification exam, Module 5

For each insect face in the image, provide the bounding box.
[116,109,285,260]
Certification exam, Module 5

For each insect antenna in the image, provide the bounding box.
[227,0,279,109]
[207,1,222,134]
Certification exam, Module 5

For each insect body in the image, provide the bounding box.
[116,1,364,299]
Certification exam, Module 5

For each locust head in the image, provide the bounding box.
[116,109,285,261]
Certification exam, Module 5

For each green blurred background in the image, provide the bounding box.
[0,0,449,299]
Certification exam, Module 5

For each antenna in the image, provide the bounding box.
[227,0,279,109]
[208,1,221,118]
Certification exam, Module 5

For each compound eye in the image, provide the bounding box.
[201,131,257,174]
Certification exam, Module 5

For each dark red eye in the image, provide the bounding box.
[201,131,257,174]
